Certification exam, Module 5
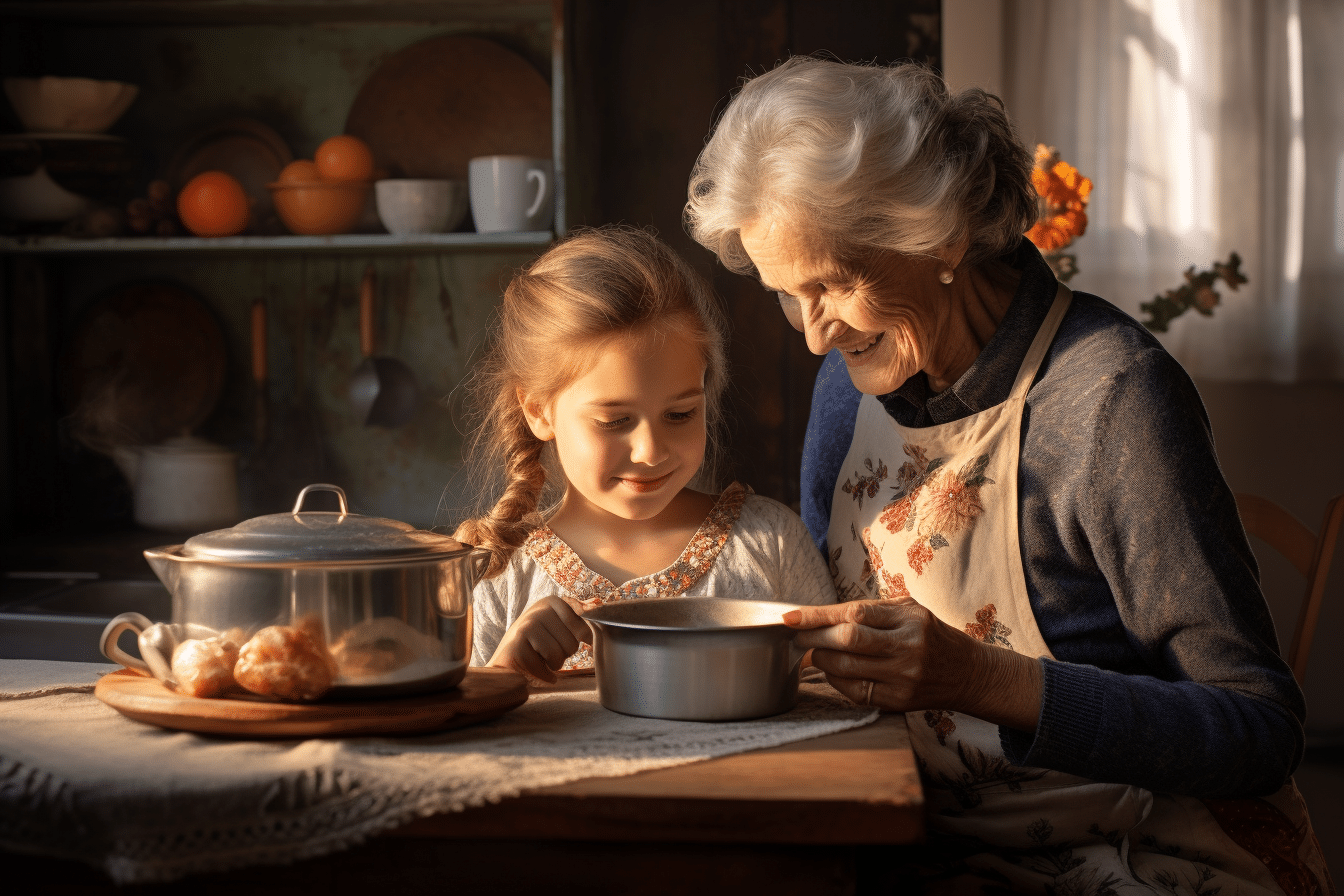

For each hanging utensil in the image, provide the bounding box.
[349,265,420,427]
[251,298,267,447]
[435,254,459,350]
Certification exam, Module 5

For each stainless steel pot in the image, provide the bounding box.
[583,597,806,721]
[102,483,488,699]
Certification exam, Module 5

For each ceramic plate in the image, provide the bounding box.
[345,35,551,182]
[165,118,293,234]
[58,281,227,446]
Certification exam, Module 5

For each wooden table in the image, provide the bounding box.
[13,676,925,896]
[399,675,923,847]
[379,676,924,895]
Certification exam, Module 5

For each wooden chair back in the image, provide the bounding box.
[1235,492,1344,686]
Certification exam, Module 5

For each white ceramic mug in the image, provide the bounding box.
[468,155,554,233]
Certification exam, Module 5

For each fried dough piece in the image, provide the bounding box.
[171,635,241,699]
[331,617,436,678]
[235,615,338,701]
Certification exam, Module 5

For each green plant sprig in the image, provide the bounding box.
[1140,252,1247,333]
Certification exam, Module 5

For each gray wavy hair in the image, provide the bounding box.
[685,56,1038,272]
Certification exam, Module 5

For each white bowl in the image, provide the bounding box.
[0,165,95,222]
[4,77,139,134]
[374,178,467,235]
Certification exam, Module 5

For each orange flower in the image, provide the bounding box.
[1193,285,1220,312]
[1026,209,1088,253]
[907,539,934,575]
[924,710,957,746]
[1027,144,1092,253]
[861,527,912,599]
[924,468,985,536]
[879,495,915,534]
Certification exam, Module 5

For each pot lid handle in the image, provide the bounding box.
[292,483,348,520]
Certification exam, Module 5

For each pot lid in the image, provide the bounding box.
[180,483,470,563]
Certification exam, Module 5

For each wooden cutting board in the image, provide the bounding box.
[164,117,293,235]
[345,35,551,181]
[95,667,528,738]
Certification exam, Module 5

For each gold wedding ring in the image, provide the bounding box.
[862,679,875,706]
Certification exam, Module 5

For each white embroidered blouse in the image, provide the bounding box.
[469,483,839,669]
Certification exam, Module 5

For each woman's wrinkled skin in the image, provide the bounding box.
[782,600,1043,731]
[739,218,1015,395]
[739,217,1042,729]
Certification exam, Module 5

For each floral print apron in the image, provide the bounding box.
[827,284,1333,895]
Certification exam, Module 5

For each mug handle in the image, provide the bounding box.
[101,611,154,675]
[525,168,548,220]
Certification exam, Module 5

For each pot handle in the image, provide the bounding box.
[292,483,349,520]
[468,548,492,587]
[789,638,810,672]
[100,611,154,675]
[781,605,811,671]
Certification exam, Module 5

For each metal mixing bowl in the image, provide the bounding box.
[583,597,806,721]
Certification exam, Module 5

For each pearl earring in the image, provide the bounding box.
[938,269,955,285]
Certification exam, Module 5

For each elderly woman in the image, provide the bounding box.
[685,57,1332,895]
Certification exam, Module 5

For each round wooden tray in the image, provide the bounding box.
[59,280,227,445]
[345,35,551,182]
[164,117,294,234]
[95,667,528,738]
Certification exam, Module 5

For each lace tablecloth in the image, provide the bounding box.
[0,660,877,884]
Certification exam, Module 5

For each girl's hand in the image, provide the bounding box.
[782,599,1044,732]
[488,594,592,684]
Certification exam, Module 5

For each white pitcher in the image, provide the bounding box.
[112,435,240,533]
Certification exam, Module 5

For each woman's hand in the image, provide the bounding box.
[782,599,1045,732]
[488,594,591,684]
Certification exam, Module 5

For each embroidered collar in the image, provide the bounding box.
[522,482,749,605]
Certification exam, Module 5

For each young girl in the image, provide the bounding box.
[454,226,837,682]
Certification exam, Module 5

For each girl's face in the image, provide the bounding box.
[522,327,708,523]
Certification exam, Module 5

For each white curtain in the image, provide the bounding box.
[1002,0,1344,381]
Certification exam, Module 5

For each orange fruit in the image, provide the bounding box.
[177,171,250,237]
[277,159,322,184]
[314,134,374,182]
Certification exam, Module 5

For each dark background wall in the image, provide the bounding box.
[0,0,939,541]
[567,0,941,508]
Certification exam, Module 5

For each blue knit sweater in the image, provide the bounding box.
[799,239,1304,798]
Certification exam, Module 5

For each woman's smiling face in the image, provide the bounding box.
[521,326,708,524]
[739,217,952,396]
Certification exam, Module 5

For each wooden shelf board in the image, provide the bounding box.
[0,231,554,255]
[0,0,552,25]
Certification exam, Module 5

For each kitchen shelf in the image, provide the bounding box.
[1,0,572,538]
[0,0,569,238]
[0,0,552,25]
[0,231,555,255]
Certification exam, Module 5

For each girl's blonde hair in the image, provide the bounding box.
[453,225,729,577]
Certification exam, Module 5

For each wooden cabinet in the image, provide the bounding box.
[1,0,568,249]
[0,0,944,545]
[0,0,570,538]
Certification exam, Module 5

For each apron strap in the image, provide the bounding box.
[1008,282,1073,402]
